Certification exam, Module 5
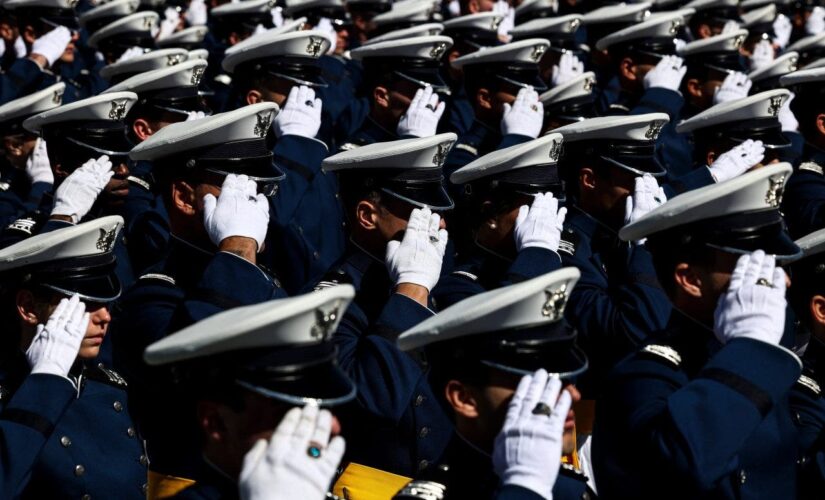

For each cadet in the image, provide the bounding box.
[685,0,742,38]
[342,35,453,149]
[551,114,674,393]
[748,50,799,93]
[0,83,64,230]
[347,0,392,44]
[319,135,454,480]
[398,268,596,499]
[539,72,598,132]
[86,11,159,65]
[0,216,148,498]
[143,286,357,498]
[510,14,586,86]
[594,163,802,499]
[445,38,548,176]
[222,30,347,293]
[370,0,436,38]
[778,67,825,238]
[156,25,210,51]
[99,47,190,85]
[113,103,287,483]
[434,133,566,309]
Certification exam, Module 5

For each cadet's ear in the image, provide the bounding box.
[466,0,481,14]
[228,32,241,46]
[811,295,825,329]
[696,23,712,39]
[372,86,391,109]
[579,167,597,193]
[705,149,717,167]
[132,118,155,142]
[22,25,36,46]
[15,289,39,326]
[171,179,198,216]
[481,200,497,229]
[476,88,492,110]
[355,200,380,231]
[816,113,825,137]
[444,380,480,418]
[246,89,263,106]
[685,78,703,100]
[618,57,637,82]
[673,262,703,299]
[197,400,228,444]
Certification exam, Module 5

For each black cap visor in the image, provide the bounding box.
[29,254,122,303]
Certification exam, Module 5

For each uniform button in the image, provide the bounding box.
[739,469,747,484]
[794,412,802,424]
[127,427,136,438]
[313,251,320,260]
[418,460,428,471]
[60,436,71,447]
[113,401,123,412]
[75,465,85,476]
[414,394,425,407]
[140,455,149,466]
[334,193,340,199]
[97,363,104,369]
[418,427,430,438]
[82,495,91,500]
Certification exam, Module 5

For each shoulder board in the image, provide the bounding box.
[338,142,360,152]
[5,216,38,236]
[557,227,579,257]
[455,143,478,156]
[451,270,479,282]
[797,373,822,397]
[127,175,151,191]
[640,344,682,367]
[608,104,631,113]
[87,364,128,388]
[559,463,587,480]
[0,181,9,192]
[138,273,177,286]
[799,162,824,176]
[313,268,353,291]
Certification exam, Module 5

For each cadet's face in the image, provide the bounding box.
[101,161,130,208]
[1,133,37,169]
[59,29,79,64]
[375,197,447,243]
[388,80,422,120]
[38,297,111,360]
[588,166,637,228]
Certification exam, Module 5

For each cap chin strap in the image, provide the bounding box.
[235,380,357,407]
[479,358,589,380]
[39,283,121,304]
[703,242,803,263]
[64,136,132,157]
[392,71,451,96]
[378,186,455,211]
[267,71,329,89]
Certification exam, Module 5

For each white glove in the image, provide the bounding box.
[624,174,666,226]
[713,250,787,346]
[26,295,89,378]
[773,14,793,49]
[51,155,114,223]
[551,52,584,88]
[203,174,270,251]
[396,86,445,138]
[493,369,571,500]
[448,0,460,17]
[713,71,752,105]
[157,8,180,40]
[315,18,337,55]
[708,139,764,183]
[749,40,774,71]
[494,0,515,39]
[116,46,145,63]
[273,85,322,139]
[184,0,208,26]
[514,192,566,253]
[186,110,207,121]
[239,405,345,500]
[25,138,53,185]
[253,24,267,36]
[807,6,825,36]
[643,55,687,92]
[778,92,798,132]
[674,38,686,53]
[385,207,448,292]
[501,88,543,139]
[271,7,284,27]
[722,20,740,34]
[31,26,72,67]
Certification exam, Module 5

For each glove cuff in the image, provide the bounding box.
[395,272,435,292]
[501,470,553,500]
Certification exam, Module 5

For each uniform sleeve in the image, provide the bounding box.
[663,167,715,198]
[269,135,329,225]
[782,170,825,239]
[789,376,825,497]
[494,485,545,500]
[0,58,48,105]
[630,87,684,119]
[0,374,75,498]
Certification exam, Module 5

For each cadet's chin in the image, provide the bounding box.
[59,48,75,64]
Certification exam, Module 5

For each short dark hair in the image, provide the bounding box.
[646,230,720,297]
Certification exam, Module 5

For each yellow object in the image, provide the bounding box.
[332,462,412,500]
[147,470,196,499]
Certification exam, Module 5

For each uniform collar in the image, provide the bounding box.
[803,335,825,381]
[565,205,618,242]
[362,115,398,142]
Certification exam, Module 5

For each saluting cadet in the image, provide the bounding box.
[434,133,566,309]
[86,11,159,66]
[684,0,742,38]
[143,285,358,499]
[369,0,437,38]
[748,50,799,93]
[222,30,347,293]
[510,14,585,87]
[346,0,392,44]
[0,216,148,498]
[157,25,210,51]
[539,71,598,132]
[398,268,596,500]
[778,67,825,238]
[594,163,803,499]
[113,103,287,484]
[0,83,63,230]
[444,38,548,175]
[99,47,190,85]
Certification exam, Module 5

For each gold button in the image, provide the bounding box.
[60,436,71,447]
[127,427,136,438]
[113,401,123,412]
[75,465,85,476]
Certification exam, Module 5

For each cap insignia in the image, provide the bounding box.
[583,76,594,92]
[548,138,562,162]
[167,54,185,66]
[669,19,683,35]
[96,227,118,252]
[490,16,503,30]
[306,36,325,57]
[568,18,581,31]
[637,9,650,21]
[191,65,205,86]
[68,0,79,8]
[432,141,452,166]
[768,95,783,117]
[430,42,448,59]
[254,111,273,138]
[541,283,568,321]
[109,100,128,120]
[52,88,64,105]
[143,15,155,30]
[311,305,340,340]
[765,174,785,207]
[530,44,547,62]
[645,120,665,140]
[733,34,746,48]
[268,0,278,7]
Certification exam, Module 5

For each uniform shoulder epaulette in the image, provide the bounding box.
[454,143,478,156]
[796,372,822,397]
[799,162,824,176]
[0,385,9,402]
[559,463,588,480]
[640,344,682,367]
[138,272,177,286]
[451,270,479,281]
[557,227,579,256]
[87,364,128,388]
[608,103,631,113]
[314,268,353,291]
[338,142,360,152]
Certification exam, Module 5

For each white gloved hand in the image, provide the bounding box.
[624,174,666,225]
[713,250,787,346]
[117,46,145,63]
[385,207,448,292]
[314,18,337,55]
[186,110,207,121]
[157,8,180,40]
[514,192,566,253]
[253,24,267,36]
[708,139,764,183]
[778,92,798,132]
[239,405,345,500]
[773,14,793,49]
[203,174,270,251]
[51,155,114,223]
[26,295,89,378]
[184,0,208,26]
[713,71,752,105]
[749,39,774,71]
[494,0,515,39]
[493,369,571,500]
[643,55,687,92]
[722,20,740,34]
[501,88,543,139]
[448,0,460,17]
[674,38,686,53]
[397,86,445,138]
[25,138,53,185]
[273,85,322,139]
[551,52,584,88]
[271,6,284,27]
[807,6,825,35]
[31,26,72,67]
